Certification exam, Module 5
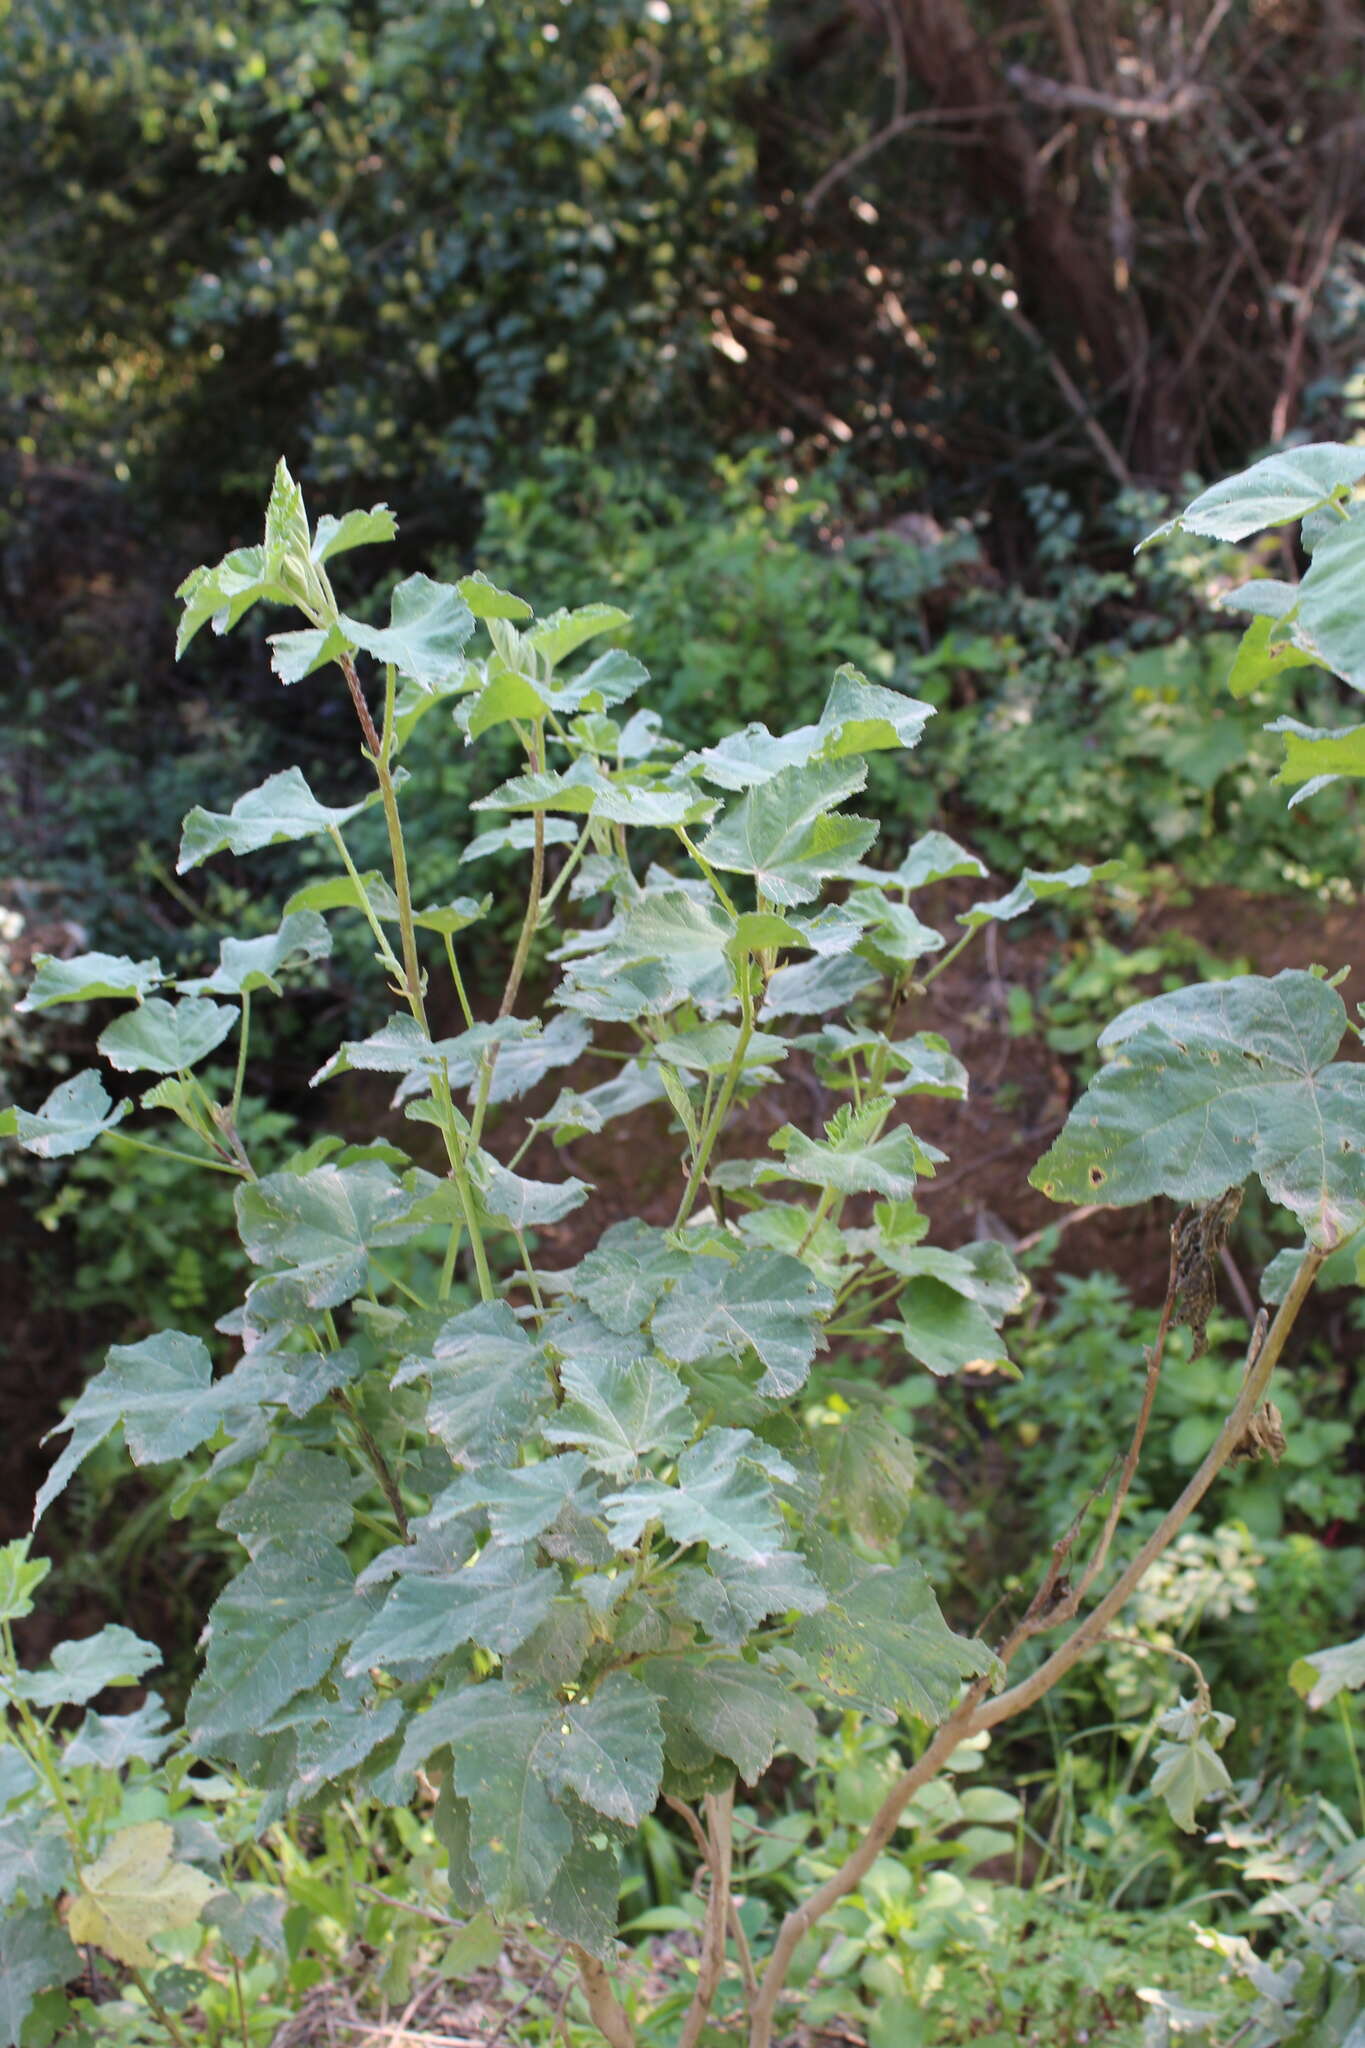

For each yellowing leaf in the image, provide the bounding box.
[67,1822,216,1967]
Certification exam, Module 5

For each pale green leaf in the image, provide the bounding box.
[698,760,877,908]
[652,1248,833,1397]
[880,831,987,891]
[340,575,474,690]
[311,503,398,564]
[606,1429,787,1562]
[178,767,371,873]
[17,951,164,1012]
[0,1540,49,1625]
[818,1410,917,1557]
[641,1656,819,1782]
[0,1907,79,2042]
[268,622,353,684]
[65,1697,172,1771]
[1270,718,1365,785]
[11,1625,159,1709]
[1143,444,1365,545]
[36,1330,244,1522]
[202,1889,288,1960]
[344,1546,557,1676]
[67,1821,217,1967]
[394,1303,551,1469]
[565,1221,692,1335]
[961,862,1122,926]
[471,1149,590,1230]
[459,817,579,864]
[236,1162,423,1316]
[97,997,237,1075]
[1226,615,1326,699]
[542,1673,664,1826]
[218,1448,360,1556]
[767,1101,943,1203]
[433,1453,598,1546]
[284,870,401,922]
[760,949,881,1018]
[175,912,332,997]
[527,603,630,669]
[1031,971,1365,1245]
[1289,1634,1365,1710]
[413,1680,573,1912]
[0,1819,72,1907]
[673,1548,825,1648]
[543,1354,692,1478]
[175,545,290,657]
[792,1558,996,1723]
[1,1069,131,1158]
[816,666,934,758]
[1293,508,1365,688]
[457,570,532,620]
[188,1541,367,1749]
[1149,1733,1232,1833]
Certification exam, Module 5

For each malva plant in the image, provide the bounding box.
[3,446,1364,2047]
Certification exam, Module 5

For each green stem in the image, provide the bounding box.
[675,826,738,918]
[538,818,595,918]
[443,933,474,1029]
[130,1966,197,2048]
[327,826,406,986]
[1339,1693,1365,1835]
[334,1390,409,1543]
[106,1133,246,1177]
[367,1258,432,1311]
[229,989,251,1122]
[675,972,756,1227]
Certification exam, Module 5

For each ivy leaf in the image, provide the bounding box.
[36,1330,243,1522]
[543,1354,692,1478]
[1143,444,1365,545]
[0,1818,72,1907]
[961,862,1121,926]
[17,951,164,1012]
[1289,1634,1365,1710]
[65,1697,173,1771]
[698,760,878,908]
[394,1303,551,1469]
[652,1249,832,1398]
[66,1820,217,1967]
[178,767,372,873]
[673,1549,826,1648]
[188,1542,368,1750]
[792,1558,997,1724]
[0,1908,79,2044]
[606,1429,787,1563]
[0,1069,132,1158]
[1031,971,1365,1245]
[344,1546,558,1676]
[176,912,332,997]
[236,1162,424,1317]
[767,1102,943,1202]
[96,997,237,1076]
[542,1673,664,1826]
[339,574,474,690]
[11,1625,160,1709]
[641,1656,819,1782]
